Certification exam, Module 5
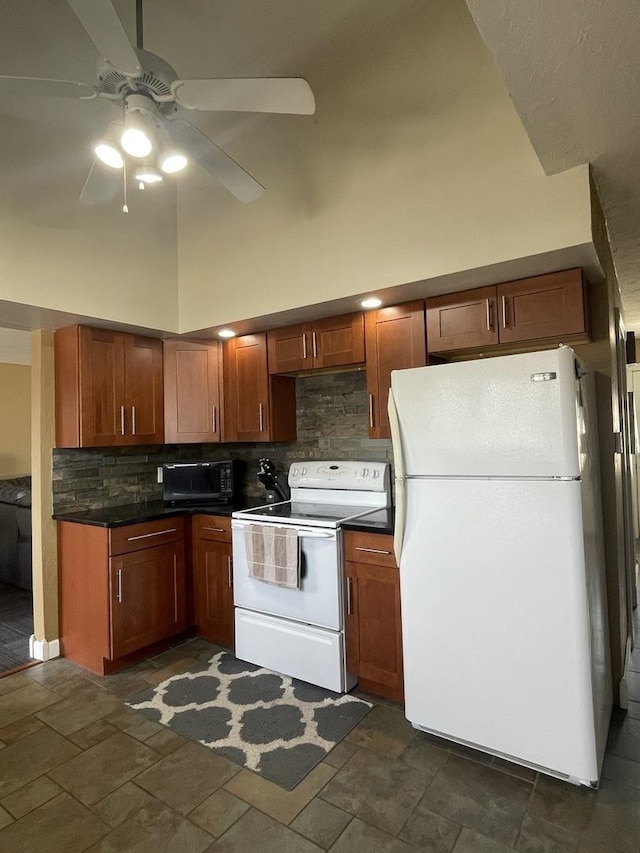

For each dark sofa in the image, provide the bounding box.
[0,476,32,591]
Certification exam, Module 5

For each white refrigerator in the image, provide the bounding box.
[388,346,612,786]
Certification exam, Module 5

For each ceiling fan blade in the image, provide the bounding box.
[171,78,315,115]
[79,159,120,205]
[167,121,264,202]
[66,0,141,76]
[0,75,95,99]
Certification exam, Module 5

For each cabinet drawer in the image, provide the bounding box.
[110,517,185,556]
[343,531,396,567]
[192,514,232,543]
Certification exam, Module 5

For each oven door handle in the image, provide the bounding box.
[297,530,335,539]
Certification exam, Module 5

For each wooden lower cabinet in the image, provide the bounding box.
[58,518,186,674]
[110,542,186,659]
[343,531,403,701]
[192,515,235,647]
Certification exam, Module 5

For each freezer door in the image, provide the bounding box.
[400,477,599,784]
[390,346,581,477]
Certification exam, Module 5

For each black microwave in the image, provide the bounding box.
[162,460,238,504]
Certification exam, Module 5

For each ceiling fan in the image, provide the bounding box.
[0,0,316,206]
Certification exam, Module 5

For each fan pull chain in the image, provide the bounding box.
[122,159,129,214]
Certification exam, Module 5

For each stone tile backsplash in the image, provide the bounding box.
[52,370,394,511]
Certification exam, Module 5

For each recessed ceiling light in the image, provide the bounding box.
[218,329,236,339]
[361,297,382,309]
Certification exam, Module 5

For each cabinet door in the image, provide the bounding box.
[193,538,234,648]
[267,323,312,374]
[223,334,271,441]
[163,340,222,443]
[78,326,125,447]
[497,269,586,344]
[110,541,186,659]
[365,302,426,439]
[311,313,365,369]
[346,560,404,701]
[426,286,498,353]
[123,334,164,445]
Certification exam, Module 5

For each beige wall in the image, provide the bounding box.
[176,0,592,334]
[0,363,31,477]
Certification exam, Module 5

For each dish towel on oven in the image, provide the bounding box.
[245,524,300,589]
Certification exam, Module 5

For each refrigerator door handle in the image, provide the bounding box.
[387,387,406,564]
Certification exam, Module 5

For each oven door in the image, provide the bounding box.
[231,520,342,630]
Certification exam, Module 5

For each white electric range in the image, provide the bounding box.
[231,461,391,692]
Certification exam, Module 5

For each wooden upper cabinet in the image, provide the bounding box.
[268,313,365,373]
[426,269,587,355]
[123,335,164,445]
[426,286,498,354]
[163,340,222,443]
[55,325,163,448]
[365,301,426,439]
[224,333,296,442]
[497,269,586,344]
[267,323,309,374]
[312,313,365,369]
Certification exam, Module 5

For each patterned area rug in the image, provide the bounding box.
[127,651,372,790]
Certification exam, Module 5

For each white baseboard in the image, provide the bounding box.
[29,636,61,662]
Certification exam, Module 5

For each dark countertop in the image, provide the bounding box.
[341,507,395,536]
[54,498,396,534]
[53,497,266,528]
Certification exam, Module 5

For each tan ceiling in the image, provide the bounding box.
[1,0,633,335]
[465,0,640,332]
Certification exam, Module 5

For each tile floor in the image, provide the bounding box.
[0,618,639,853]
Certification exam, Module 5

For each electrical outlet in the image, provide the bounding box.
[157,466,163,484]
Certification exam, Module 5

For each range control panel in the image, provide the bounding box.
[288,461,389,492]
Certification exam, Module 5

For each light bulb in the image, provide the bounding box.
[135,166,163,184]
[94,142,123,169]
[94,122,125,169]
[218,329,236,339]
[361,297,383,309]
[121,127,152,158]
[160,152,188,174]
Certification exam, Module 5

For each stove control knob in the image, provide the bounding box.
[373,469,379,478]
[362,468,369,476]
[292,468,299,478]
[301,468,307,476]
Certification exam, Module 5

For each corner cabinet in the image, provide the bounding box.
[163,339,222,443]
[365,301,426,439]
[344,530,404,701]
[426,269,588,355]
[223,333,297,442]
[54,325,164,447]
[58,518,186,674]
[267,313,365,374]
[192,514,234,648]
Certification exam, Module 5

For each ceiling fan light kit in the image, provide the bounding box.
[2,0,316,205]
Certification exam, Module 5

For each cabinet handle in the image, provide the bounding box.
[485,298,492,331]
[212,406,217,434]
[355,546,392,555]
[302,333,307,360]
[312,331,317,359]
[131,405,136,436]
[346,577,353,615]
[259,402,264,432]
[120,405,125,436]
[116,568,122,603]
[501,295,508,328]
[127,528,177,542]
[173,555,178,623]
[369,394,375,429]
[202,526,225,533]
[228,555,233,588]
